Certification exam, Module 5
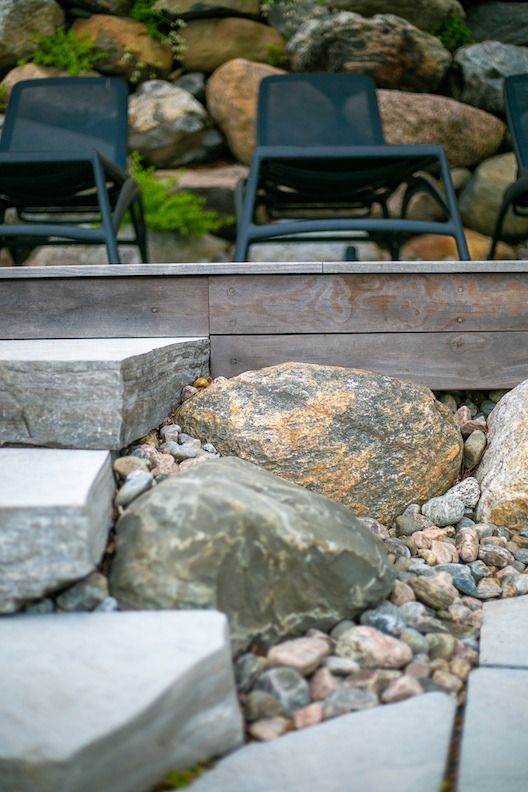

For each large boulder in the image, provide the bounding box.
[179,18,285,73]
[400,229,516,261]
[326,0,465,32]
[447,41,528,114]
[175,363,463,524]
[476,380,528,531]
[128,80,222,168]
[0,0,64,70]
[466,2,528,47]
[155,0,260,17]
[286,13,452,93]
[378,90,506,169]
[109,456,395,653]
[458,153,528,239]
[71,14,173,82]
[206,58,285,165]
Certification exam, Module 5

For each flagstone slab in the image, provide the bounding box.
[0,447,114,612]
[190,692,456,792]
[0,610,244,792]
[0,337,209,449]
[479,595,528,668]
[458,667,528,792]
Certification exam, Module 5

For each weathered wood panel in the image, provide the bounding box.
[210,332,528,389]
[209,273,528,335]
[0,276,209,339]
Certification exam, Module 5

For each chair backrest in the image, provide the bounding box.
[256,73,385,148]
[0,77,129,170]
[504,74,528,174]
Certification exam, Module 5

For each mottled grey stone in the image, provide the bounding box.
[234,653,262,693]
[422,495,465,527]
[0,338,209,449]
[0,448,114,613]
[479,595,528,668]
[0,0,64,69]
[323,685,378,717]
[110,457,395,653]
[255,668,311,715]
[466,2,528,46]
[0,611,243,792]
[458,668,528,792]
[327,0,464,32]
[190,693,457,792]
[55,572,109,612]
[359,601,407,636]
[114,470,154,508]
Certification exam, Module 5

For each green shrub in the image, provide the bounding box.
[27,26,106,76]
[129,152,231,237]
[431,15,475,53]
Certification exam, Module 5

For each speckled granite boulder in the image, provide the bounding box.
[175,363,463,524]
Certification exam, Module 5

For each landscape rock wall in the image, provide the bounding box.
[0,0,527,259]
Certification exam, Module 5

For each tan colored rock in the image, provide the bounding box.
[455,527,479,563]
[476,380,528,531]
[180,18,284,73]
[400,229,516,262]
[266,636,331,675]
[458,152,528,239]
[378,90,506,169]
[287,13,451,92]
[156,164,249,221]
[154,0,260,17]
[309,667,340,701]
[72,14,173,81]
[291,701,324,730]
[380,674,423,703]
[0,63,100,104]
[176,362,463,524]
[206,58,285,165]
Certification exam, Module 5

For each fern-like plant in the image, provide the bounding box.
[28,26,106,76]
[431,15,475,53]
[129,152,231,237]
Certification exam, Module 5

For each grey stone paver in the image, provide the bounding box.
[0,447,114,612]
[0,610,244,792]
[0,337,209,449]
[458,667,528,792]
[191,692,456,792]
[479,594,528,668]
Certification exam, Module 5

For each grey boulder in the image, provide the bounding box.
[109,457,395,653]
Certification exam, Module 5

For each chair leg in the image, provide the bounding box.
[488,199,510,260]
[130,198,149,263]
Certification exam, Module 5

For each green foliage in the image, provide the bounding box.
[129,152,231,237]
[266,45,287,67]
[129,0,167,41]
[0,83,9,113]
[431,15,475,53]
[152,761,211,789]
[28,26,106,76]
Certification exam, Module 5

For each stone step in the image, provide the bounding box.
[0,610,244,792]
[0,337,209,449]
[0,447,115,613]
[190,691,456,792]
[458,595,528,792]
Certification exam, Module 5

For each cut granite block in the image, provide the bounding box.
[479,595,528,668]
[191,692,456,792]
[0,448,114,613]
[0,337,209,449]
[458,667,528,792]
[0,610,244,792]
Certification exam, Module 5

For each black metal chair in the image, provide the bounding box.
[488,74,528,260]
[234,73,470,262]
[0,76,147,265]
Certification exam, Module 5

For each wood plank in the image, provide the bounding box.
[209,272,528,334]
[0,276,209,339]
[0,261,325,279]
[210,332,528,389]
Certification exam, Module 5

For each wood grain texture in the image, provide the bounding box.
[209,272,528,334]
[0,277,209,339]
[210,332,528,389]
